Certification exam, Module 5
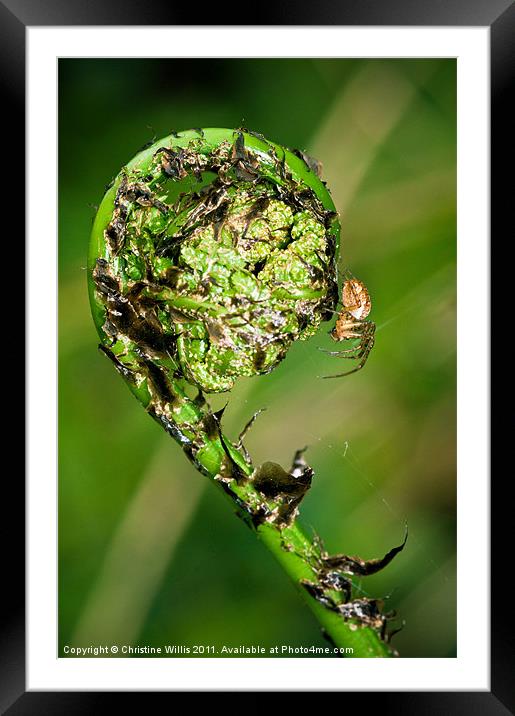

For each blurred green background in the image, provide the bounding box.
[58,59,456,658]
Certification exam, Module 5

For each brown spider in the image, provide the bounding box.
[322,276,376,378]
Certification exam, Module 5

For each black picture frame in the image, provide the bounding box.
[4,0,508,710]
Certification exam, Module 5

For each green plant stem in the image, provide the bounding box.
[120,371,393,657]
[257,527,393,657]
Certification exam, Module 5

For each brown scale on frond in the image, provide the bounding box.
[251,448,314,526]
[299,529,407,643]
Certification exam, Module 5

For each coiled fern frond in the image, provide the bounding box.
[88,127,405,657]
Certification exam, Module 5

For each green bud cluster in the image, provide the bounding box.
[90,128,339,393]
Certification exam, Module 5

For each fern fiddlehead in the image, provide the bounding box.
[88,127,404,657]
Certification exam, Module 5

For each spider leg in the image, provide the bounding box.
[318,346,364,357]
[353,324,375,360]
[322,364,363,379]
[322,320,376,379]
